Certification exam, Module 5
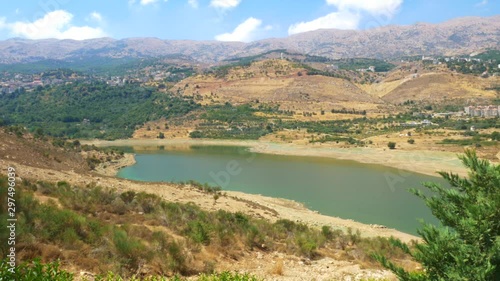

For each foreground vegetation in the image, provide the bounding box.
[1,259,264,281]
[375,150,500,280]
[0,174,409,279]
[1,124,497,280]
[0,259,260,281]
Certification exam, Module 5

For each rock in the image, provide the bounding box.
[370,224,387,229]
[79,271,95,281]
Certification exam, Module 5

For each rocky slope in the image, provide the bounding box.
[0,16,498,63]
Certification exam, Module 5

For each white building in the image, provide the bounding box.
[465,105,500,117]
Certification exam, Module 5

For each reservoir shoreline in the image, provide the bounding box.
[82,138,468,178]
[73,138,468,241]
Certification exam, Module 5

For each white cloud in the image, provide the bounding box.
[288,0,403,35]
[188,0,199,8]
[288,11,360,35]
[215,17,262,42]
[129,0,168,6]
[0,10,106,40]
[88,12,103,23]
[59,26,107,40]
[141,0,159,5]
[210,0,241,9]
[326,0,402,16]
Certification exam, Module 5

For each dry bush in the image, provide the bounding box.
[43,245,59,260]
[16,243,43,261]
[269,259,284,276]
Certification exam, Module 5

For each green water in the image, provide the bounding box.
[117,145,444,235]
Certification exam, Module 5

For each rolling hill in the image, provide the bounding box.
[174,58,499,113]
[174,59,384,113]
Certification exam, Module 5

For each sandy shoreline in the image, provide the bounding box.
[94,153,136,177]
[72,137,472,242]
[82,138,468,177]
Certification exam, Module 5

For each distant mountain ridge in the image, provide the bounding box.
[0,16,498,64]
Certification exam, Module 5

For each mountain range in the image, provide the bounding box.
[0,15,498,64]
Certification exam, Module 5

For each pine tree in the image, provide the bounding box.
[374,150,500,281]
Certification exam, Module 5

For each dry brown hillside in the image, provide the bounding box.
[0,129,89,173]
[376,73,499,104]
[174,59,499,115]
[175,59,383,112]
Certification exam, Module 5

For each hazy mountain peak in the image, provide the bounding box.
[0,16,498,64]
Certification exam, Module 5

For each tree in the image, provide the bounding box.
[388,142,396,149]
[374,150,500,281]
[157,132,165,139]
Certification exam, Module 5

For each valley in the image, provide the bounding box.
[0,13,498,281]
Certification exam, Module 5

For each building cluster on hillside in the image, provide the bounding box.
[356,66,376,72]
[0,70,158,93]
[442,57,484,63]
[400,119,435,127]
[431,112,465,118]
[421,56,440,65]
[464,105,500,117]
[0,67,187,93]
[0,72,83,94]
[105,76,128,86]
[418,55,486,64]
[402,55,498,67]
[326,64,339,70]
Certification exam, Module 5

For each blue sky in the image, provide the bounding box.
[0,0,497,42]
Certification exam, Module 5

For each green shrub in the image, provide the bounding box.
[187,220,211,245]
[295,234,318,258]
[166,240,187,274]
[113,228,148,270]
[321,225,334,240]
[0,259,73,281]
[387,142,396,149]
[374,150,500,280]
[197,271,261,281]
